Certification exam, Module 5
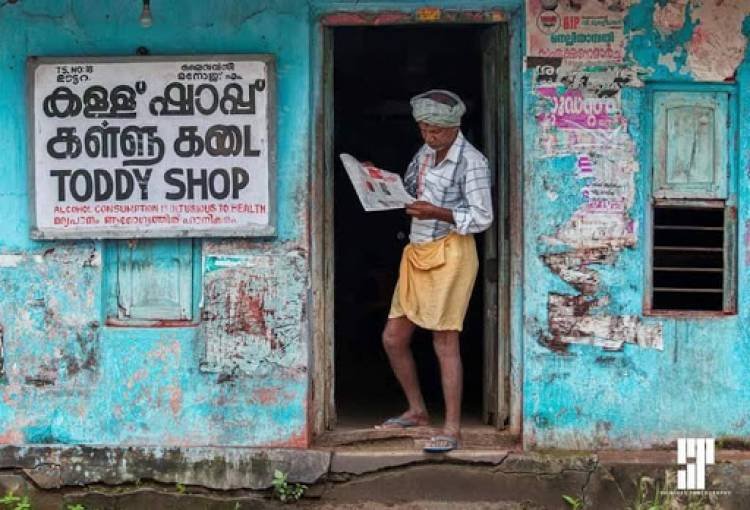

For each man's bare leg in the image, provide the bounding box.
[381,317,429,425]
[432,330,462,438]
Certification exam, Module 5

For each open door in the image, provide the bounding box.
[314,22,512,440]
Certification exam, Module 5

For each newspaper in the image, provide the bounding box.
[339,153,415,212]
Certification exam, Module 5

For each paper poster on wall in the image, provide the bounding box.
[526,0,626,63]
[28,55,276,239]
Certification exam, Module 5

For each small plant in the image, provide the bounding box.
[271,469,307,503]
[0,492,20,505]
[67,505,86,510]
[627,476,667,510]
[0,491,31,510]
[175,483,186,494]
[562,494,584,510]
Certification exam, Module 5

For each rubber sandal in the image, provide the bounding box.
[423,434,459,453]
[377,416,422,429]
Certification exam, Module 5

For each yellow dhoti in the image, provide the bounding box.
[388,232,478,332]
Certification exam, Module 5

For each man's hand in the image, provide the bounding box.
[405,201,454,224]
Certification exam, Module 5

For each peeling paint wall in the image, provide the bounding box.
[199,250,307,377]
[0,0,311,447]
[0,0,527,451]
[524,0,750,448]
[4,0,749,453]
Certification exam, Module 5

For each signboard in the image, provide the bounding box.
[27,55,275,239]
[526,0,626,63]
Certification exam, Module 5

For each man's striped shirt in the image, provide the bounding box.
[403,131,494,244]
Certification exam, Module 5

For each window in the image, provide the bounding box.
[647,85,736,314]
[103,239,201,325]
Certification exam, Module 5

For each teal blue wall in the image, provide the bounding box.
[0,0,526,448]
[523,0,750,448]
[0,0,312,446]
[3,0,749,450]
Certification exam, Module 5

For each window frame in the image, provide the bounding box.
[643,82,738,317]
[102,238,203,327]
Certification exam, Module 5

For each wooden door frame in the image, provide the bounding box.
[309,8,524,439]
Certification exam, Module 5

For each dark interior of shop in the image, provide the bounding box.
[332,25,489,428]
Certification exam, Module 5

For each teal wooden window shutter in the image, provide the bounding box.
[646,84,737,314]
[653,90,729,199]
[105,239,199,324]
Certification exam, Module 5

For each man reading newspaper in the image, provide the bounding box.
[379,89,493,453]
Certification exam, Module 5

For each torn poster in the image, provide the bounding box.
[547,292,663,351]
[199,252,306,377]
[534,84,632,158]
[530,51,662,351]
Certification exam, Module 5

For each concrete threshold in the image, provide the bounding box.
[329,448,513,475]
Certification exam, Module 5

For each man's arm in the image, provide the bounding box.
[406,162,493,231]
[451,162,493,234]
[405,201,454,223]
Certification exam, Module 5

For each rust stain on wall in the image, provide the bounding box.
[200,252,306,377]
[685,0,750,81]
[252,387,280,405]
[224,282,269,341]
[653,0,688,34]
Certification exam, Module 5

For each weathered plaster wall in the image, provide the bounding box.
[0,0,528,451]
[8,0,747,453]
[0,0,311,446]
[524,0,750,448]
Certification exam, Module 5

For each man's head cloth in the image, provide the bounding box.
[410,89,466,127]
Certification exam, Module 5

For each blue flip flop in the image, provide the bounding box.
[378,416,421,428]
[423,435,459,453]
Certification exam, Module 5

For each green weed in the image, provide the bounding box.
[271,469,307,503]
[562,494,584,510]
[0,491,31,510]
[627,473,713,510]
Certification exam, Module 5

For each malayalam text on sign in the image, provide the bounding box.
[526,0,626,63]
[28,55,275,239]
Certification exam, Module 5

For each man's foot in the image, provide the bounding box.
[423,433,460,453]
[376,411,429,429]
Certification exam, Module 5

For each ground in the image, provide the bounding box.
[0,445,748,509]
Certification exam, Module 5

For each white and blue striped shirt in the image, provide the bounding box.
[404,131,494,244]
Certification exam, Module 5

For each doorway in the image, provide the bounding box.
[319,22,510,437]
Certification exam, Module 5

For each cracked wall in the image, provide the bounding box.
[4,0,750,455]
[524,0,750,448]
[0,0,530,454]
[0,0,311,447]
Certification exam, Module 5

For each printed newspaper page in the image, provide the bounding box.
[339,154,414,212]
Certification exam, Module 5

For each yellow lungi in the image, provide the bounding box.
[388,232,478,332]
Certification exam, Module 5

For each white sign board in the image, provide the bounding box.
[28,55,275,239]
